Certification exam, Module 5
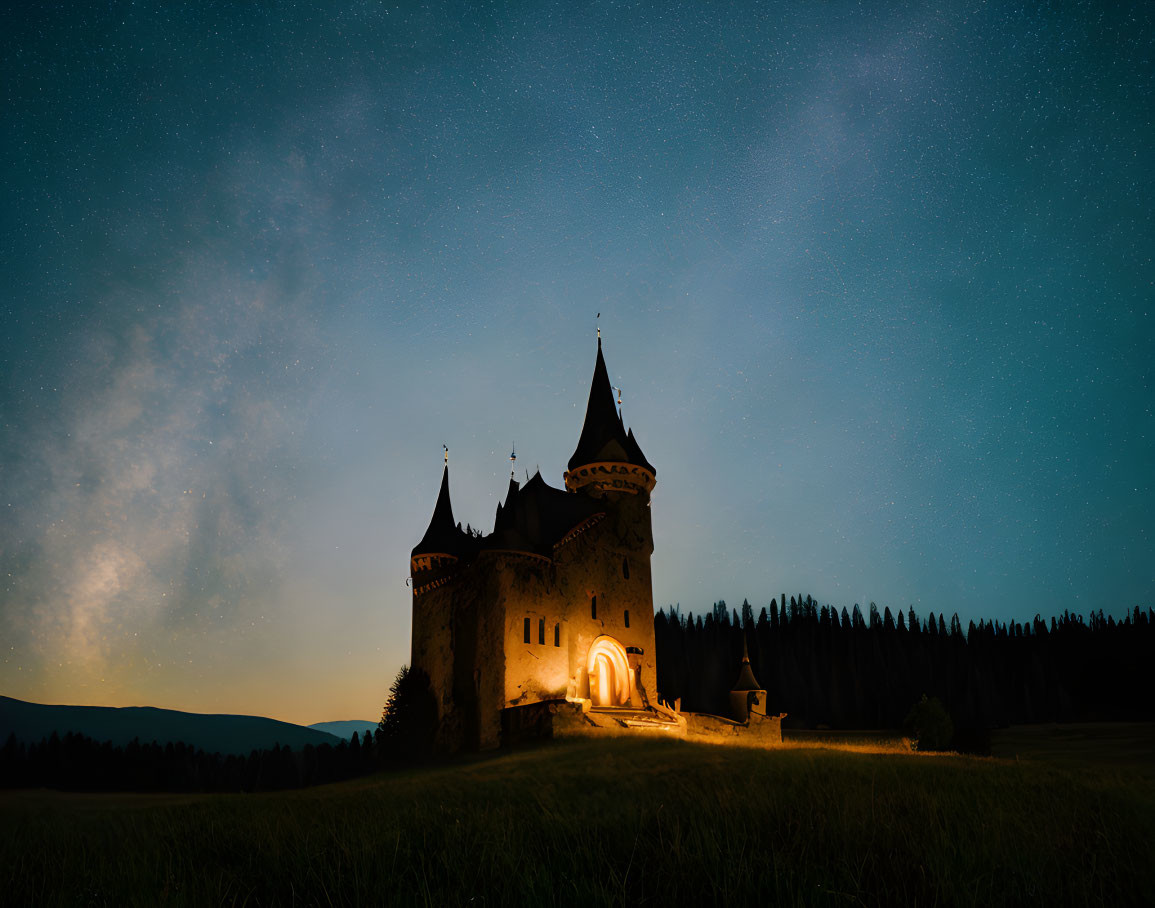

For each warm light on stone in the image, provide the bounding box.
[586,636,632,707]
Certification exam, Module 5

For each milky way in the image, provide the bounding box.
[2,1,1151,723]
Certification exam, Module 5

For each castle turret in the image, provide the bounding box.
[410,463,469,594]
[557,336,659,712]
[564,337,656,496]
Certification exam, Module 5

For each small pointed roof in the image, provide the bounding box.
[568,338,655,474]
[490,476,528,550]
[486,470,604,556]
[731,636,763,692]
[503,475,520,508]
[411,465,467,558]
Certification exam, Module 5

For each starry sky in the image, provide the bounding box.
[2,1,1151,725]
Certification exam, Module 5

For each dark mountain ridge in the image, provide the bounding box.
[0,696,341,756]
[308,720,378,739]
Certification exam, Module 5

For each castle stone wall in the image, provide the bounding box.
[412,563,507,752]
[552,492,657,706]
[497,555,570,709]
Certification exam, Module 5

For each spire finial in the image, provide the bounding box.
[596,312,601,344]
[443,444,448,465]
[509,442,517,479]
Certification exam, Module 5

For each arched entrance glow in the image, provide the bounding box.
[587,636,631,707]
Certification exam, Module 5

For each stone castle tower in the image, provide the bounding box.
[409,337,659,751]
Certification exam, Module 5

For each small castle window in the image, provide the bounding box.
[624,609,630,628]
[591,595,597,619]
[523,617,530,644]
[622,557,630,579]
[554,623,560,647]
[538,618,545,645]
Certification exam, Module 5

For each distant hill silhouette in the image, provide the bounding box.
[309,720,378,740]
[0,696,342,756]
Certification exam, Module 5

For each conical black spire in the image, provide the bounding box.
[568,338,655,474]
[731,636,763,692]
[411,465,465,558]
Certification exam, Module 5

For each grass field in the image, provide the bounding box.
[3,728,1153,906]
[991,722,1155,781]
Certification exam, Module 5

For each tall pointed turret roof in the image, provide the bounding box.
[568,338,655,474]
[411,464,467,558]
[731,636,763,692]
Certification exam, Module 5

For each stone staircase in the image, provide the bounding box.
[586,705,685,734]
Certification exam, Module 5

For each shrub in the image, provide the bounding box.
[904,694,954,752]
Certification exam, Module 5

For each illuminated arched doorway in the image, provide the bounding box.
[587,636,631,707]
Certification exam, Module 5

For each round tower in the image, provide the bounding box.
[562,335,659,711]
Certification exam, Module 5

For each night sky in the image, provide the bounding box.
[2,2,1151,725]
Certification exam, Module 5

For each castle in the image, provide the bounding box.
[409,336,673,751]
[410,336,780,751]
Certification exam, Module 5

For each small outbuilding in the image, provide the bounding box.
[729,637,768,723]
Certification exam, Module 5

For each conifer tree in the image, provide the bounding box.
[741,599,754,630]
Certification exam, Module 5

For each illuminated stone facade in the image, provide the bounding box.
[410,339,662,751]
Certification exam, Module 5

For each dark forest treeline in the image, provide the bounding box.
[0,729,388,793]
[656,598,1154,738]
[5,604,1151,791]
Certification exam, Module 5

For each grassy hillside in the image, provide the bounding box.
[3,734,1153,906]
